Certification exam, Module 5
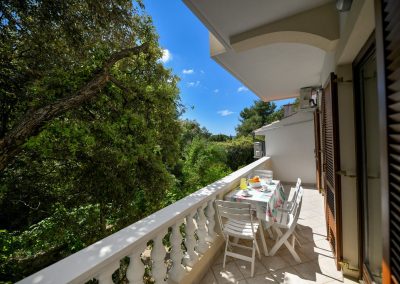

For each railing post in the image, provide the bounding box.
[183,211,198,266]
[196,203,209,254]
[206,198,216,242]
[127,243,146,284]
[168,221,186,283]
[151,230,168,283]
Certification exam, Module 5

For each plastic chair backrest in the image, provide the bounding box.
[215,200,252,223]
[253,169,273,179]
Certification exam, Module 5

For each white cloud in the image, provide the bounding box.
[200,70,205,74]
[214,89,219,93]
[187,81,200,87]
[160,49,172,63]
[182,69,194,74]
[237,86,249,92]
[218,109,234,116]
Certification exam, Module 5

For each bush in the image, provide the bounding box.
[219,136,255,170]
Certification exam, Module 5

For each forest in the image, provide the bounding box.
[0,1,283,282]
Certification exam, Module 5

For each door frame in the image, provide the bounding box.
[352,32,377,284]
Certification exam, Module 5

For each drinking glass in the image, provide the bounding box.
[240,178,247,190]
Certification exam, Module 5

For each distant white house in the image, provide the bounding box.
[254,109,316,184]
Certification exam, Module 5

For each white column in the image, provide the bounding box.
[196,203,209,254]
[97,262,119,284]
[126,243,146,284]
[168,221,186,282]
[183,211,198,266]
[205,198,216,242]
[151,230,167,283]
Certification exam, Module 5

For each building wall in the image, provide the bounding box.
[263,112,316,184]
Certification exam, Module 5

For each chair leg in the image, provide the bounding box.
[254,239,261,260]
[258,221,269,256]
[223,236,229,269]
[270,227,301,263]
[284,238,301,263]
[267,228,274,239]
[293,230,302,247]
[251,242,256,277]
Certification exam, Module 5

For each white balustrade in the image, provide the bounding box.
[151,231,168,283]
[126,243,146,284]
[183,211,199,266]
[196,203,209,254]
[97,262,119,284]
[205,198,216,242]
[17,157,270,284]
[168,221,186,282]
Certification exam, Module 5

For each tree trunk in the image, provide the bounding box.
[0,43,148,172]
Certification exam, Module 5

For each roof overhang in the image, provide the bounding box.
[183,0,340,102]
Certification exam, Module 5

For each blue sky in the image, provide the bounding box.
[143,1,294,135]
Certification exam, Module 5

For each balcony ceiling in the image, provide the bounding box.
[183,0,339,101]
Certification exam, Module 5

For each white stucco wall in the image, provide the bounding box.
[255,111,316,184]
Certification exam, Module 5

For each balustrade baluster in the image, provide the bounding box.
[97,262,119,284]
[183,211,198,266]
[206,198,216,242]
[196,203,209,254]
[169,221,186,282]
[127,243,146,284]
[151,231,167,283]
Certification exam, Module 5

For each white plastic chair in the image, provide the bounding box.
[280,178,302,213]
[269,185,304,262]
[256,178,301,241]
[215,200,267,277]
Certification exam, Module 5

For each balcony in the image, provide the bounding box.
[201,185,345,284]
[18,157,355,284]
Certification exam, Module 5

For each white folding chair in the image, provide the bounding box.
[215,200,267,277]
[280,178,302,213]
[256,178,301,241]
[269,185,304,263]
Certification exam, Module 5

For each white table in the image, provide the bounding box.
[224,179,285,256]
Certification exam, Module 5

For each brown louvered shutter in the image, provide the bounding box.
[376,0,400,283]
[322,73,342,269]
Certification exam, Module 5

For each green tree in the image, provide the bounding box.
[0,0,182,281]
[182,138,230,192]
[219,136,254,170]
[180,119,211,146]
[0,0,156,171]
[209,134,232,142]
[236,100,283,136]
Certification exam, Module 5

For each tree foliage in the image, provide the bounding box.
[236,100,283,136]
[0,0,182,281]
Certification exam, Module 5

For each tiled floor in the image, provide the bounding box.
[200,186,356,284]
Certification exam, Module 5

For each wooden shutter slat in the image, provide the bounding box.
[389,81,400,92]
[390,153,400,163]
[381,1,400,282]
[389,113,400,121]
[389,102,400,112]
[322,73,341,270]
[388,91,400,102]
[388,68,400,82]
[384,0,400,13]
[389,135,400,143]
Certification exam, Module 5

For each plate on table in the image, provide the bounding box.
[241,191,252,197]
[249,181,261,189]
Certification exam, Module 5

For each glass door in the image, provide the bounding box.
[354,39,382,283]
